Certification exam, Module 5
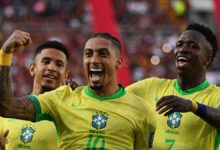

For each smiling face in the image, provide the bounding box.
[29,48,68,94]
[174,30,212,77]
[83,37,122,93]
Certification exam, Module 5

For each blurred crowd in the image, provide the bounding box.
[0,0,219,97]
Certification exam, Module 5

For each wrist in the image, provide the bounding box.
[194,102,207,118]
[191,101,198,112]
[0,49,13,66]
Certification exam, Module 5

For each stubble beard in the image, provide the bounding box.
[41,85,54,94]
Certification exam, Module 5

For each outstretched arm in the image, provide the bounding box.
[0,30,36,122]
[156,95,220,128]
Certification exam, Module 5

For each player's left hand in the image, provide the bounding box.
[61,78,78,91]
[156,95,192,116]
[0,130,9,150]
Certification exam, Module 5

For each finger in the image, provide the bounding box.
[156,98,176,111]
[156,95,174,106]
[157,102,179,114]
[24,37,32,46]
[3,130,9,138]
[72,80,78,86]
[69,79,78,89]
[20,32,31,46]
[164,108,176,116]
[12,30,31,46]
[15,34,30,46]
[70,80,78,86]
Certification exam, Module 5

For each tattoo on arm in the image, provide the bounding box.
[1,97,36,122]
[0,66,13,98]
[0,65,36,122]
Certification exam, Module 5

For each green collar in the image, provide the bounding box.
[84,84,126,101]
[174,80,209,95]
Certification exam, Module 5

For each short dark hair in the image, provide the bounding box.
[185,23,218,60]
[34,40,70,61]
[90,32,121,53]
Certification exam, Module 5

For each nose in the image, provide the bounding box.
[47,62,57,71]
[90,53,100,63]
[175,43,190,54]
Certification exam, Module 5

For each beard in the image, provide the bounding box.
[89,84,104,91]
[41,85,54,94]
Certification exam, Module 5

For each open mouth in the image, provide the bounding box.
[89,68,104,82]
[176,55,192,67]
[177,56,192,62]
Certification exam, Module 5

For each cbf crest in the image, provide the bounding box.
[20,127,35,144]
[167,112,182,129]
[92,111,108,130]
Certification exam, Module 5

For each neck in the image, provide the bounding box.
[32,88,41,96]
[177,74,206,90]
[32,84,54,96]
[90,82,119,97]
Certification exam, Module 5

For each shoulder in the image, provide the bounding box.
[126,77,173,96]
[127,77,171,88]
[207,84,220,99]
[197,84,220,107]
[38,85,86,98]
[205,84,220,95]
[123,92,151,108]
[123,92,155,121]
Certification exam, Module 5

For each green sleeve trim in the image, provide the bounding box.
[174,80,209,95]
[84,84,126,101]
[28,95,54,122]
[28,95,42,121]
[28,95,60,140]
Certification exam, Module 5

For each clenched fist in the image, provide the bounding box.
[1,30,32,53]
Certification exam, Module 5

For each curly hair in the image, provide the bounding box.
[185,23,218,60]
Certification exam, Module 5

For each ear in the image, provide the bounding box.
[116,57,123,69]
[64,70,69,80]
[29,63,35,77]
[205,55,213,67]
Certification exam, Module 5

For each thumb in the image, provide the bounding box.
[3,130,9,138]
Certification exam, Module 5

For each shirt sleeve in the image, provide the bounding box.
[210,86,220,108]
[28,86,70,122]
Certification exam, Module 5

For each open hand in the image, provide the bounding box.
[156,95,192,116]
[61,78,78,90]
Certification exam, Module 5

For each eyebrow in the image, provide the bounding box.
[84,48,109,51]
[176,39,198,44]
[41,56,65,63]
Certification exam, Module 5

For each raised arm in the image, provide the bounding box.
[156,95,220,128]
[0,30,36,122]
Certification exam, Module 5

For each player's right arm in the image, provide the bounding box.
[0,30,35,122]
[156,95,220,128]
